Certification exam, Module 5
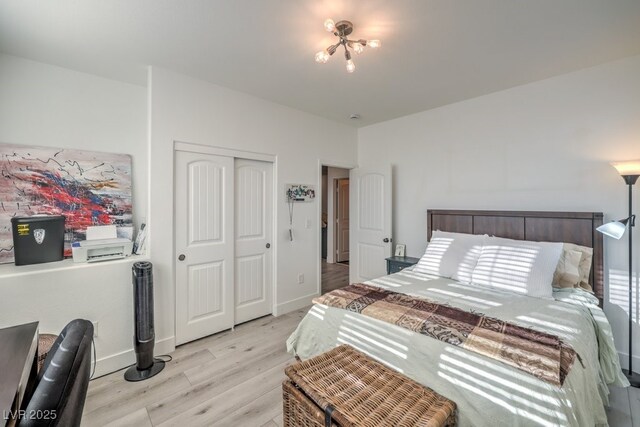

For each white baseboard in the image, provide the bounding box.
[92,336,175,378]
[617,351,640,370]
[274,293,318,316]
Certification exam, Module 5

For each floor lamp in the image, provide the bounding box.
[597,160,640,387]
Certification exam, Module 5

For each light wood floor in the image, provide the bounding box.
[83,304,639,427]
[321,259,349,294]
[606,384,640,427]
[82,308,307,427]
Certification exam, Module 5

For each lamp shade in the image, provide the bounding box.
[596,217,631,240]
[611,160,640,176]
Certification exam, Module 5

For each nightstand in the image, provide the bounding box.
[385,256,420,274]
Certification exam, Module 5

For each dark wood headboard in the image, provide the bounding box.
[427,209,604,305]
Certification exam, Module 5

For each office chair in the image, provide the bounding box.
[19,319,93,427]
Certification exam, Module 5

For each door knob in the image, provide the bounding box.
[266,243,271,249]
[383,238,389,243]
[178,254,186,261]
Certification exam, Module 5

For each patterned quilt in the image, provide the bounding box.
[313,283,580,386]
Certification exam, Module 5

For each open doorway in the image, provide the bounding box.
[321,166,350,294]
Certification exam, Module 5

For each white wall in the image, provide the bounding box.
[358,54,640,366]
[0,54,357,376]
[0,54,150,376]
[325,167,350,264]
[148,67,357,346]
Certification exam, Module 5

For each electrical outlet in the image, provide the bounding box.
[92,321,99,338]
[305,218,312,229]
[298,274,304,284]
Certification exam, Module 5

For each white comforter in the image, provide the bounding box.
[286,269,628,427]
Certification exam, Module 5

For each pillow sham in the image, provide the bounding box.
[564,243,593,290]
[564,242,594,292]
[471,236,563,298]
[413,231,485,282]
[552,248,583,288]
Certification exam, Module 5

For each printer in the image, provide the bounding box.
[72,225,133,263]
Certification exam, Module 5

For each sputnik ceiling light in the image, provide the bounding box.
[314,19,381,73]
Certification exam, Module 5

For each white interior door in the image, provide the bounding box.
[335,178,350,262]
[350,166,392,283]
[175,150,234,345]
[234,159,273,324]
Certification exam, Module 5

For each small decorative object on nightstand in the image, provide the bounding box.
[386,256,420,274]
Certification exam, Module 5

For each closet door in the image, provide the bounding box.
[234,159,273,324]
[175,151,234,345]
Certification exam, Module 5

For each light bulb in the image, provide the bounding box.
[346,59,355,73]
[352,43,364,54]
[315,50,330,64]
[324,19,335,32]
[367,39,381,48]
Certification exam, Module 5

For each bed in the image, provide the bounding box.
[287,210,628,427]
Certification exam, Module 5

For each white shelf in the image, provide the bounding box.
[0,255,150,278]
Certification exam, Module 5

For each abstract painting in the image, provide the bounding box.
[0,143,133,263]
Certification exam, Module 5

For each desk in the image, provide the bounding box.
[0,322,38,427]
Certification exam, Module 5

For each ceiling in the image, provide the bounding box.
[1,1,640,127]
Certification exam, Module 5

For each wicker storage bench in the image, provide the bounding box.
[283,345,456,427]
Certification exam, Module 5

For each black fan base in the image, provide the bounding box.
[124,359,165,382]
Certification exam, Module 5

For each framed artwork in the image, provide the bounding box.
[0,143,133,263]
[285,184,316,202]
[395,244,406,257]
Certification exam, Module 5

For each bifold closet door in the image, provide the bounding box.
[234,159,273,324]
[175,150,234,345]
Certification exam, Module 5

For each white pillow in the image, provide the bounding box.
[471,236,563,298]
[413,231,486,282]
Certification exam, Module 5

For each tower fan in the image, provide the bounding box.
[125,261,165,381]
